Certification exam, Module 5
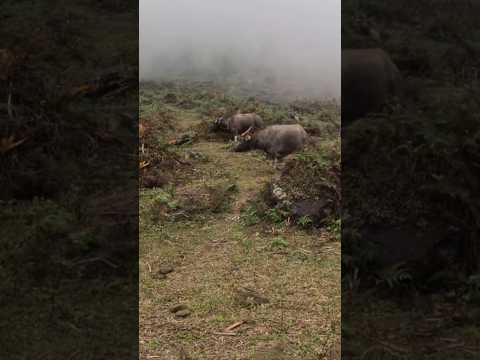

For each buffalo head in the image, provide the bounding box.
[209,116,227,132]
[234,126,256,152]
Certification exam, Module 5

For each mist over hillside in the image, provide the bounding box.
[140,0,340,100]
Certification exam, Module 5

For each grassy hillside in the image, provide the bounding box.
[139,80,341,359]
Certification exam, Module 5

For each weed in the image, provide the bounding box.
[151,189,178,209]
[297,215,313,228]
[265,208,286,224]
[271,236,289,249]
[145,189,177,223]
[241,237,255,254]
[241,205,262,226]
[326,219,341,240]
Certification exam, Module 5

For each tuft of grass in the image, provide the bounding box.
[297,215,314,229]
[271,236,289,250]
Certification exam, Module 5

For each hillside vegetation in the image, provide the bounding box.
[139,80,341,359]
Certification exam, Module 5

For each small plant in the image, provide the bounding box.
[265,208,285,224]
[241,205,261,226]
[271,236,289,249]
[326,219,341,240]
[151,189,177,210]
[146,189,178,223]
[297,215,313,228]
[241,237,255,254]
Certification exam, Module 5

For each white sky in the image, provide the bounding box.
[140,0,340,99]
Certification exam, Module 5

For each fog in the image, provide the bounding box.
[140,0,340,100]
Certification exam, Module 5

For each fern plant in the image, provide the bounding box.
[297,215,313,228]
[271,236,289,249]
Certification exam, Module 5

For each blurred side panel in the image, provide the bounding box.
[0,1,139,358]
[342,0,480,358]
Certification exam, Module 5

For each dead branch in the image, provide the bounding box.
[224,320,246,332]
[213,332,238,336]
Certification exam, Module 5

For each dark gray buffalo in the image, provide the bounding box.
[210,113,264,141]
[342,48,402,126]
[234,124,308,164]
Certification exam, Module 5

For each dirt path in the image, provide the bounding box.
[140,110,340,359]
[190,141,274,212]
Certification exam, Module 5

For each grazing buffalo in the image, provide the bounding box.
[234,124,308,164]
[342,48,402,126]
[210,113,264,141]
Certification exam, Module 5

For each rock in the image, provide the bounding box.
[174,309,191,318]
[291,199,331,224]
[158,265,174,275]
[235,287,270,307]
[272,184,288,201]
[170,304,189,313]
[170,304,192,318]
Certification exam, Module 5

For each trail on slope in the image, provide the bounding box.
[139,109,340,360]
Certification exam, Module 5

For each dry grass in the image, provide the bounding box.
[140,220,340,359]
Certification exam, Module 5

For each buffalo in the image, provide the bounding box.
[342,48,402,126]
[234,124,308,165]
[210,113,265,141]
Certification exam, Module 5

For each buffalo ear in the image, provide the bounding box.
[246,135,252,141]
